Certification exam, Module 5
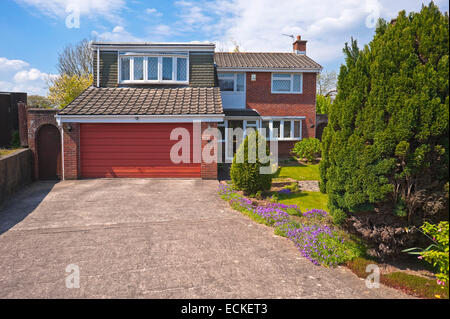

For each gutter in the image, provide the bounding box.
[55,114,225,125]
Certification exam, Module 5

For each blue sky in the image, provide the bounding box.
[0,0,448,96]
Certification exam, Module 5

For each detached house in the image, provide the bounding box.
[55,35,321,180]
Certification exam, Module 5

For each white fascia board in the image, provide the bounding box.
[224,116,261,120]
[55,114,225,123]
[216,67,322,73]
[260,116,306,120]
[91,44,215,52]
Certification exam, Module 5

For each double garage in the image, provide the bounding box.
[56,87,224,180]
[79,123,201,178]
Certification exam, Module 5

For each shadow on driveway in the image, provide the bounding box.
[0,181,57,235]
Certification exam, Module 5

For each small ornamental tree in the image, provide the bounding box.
[230,130,272,195]
[320,3,449,243]
[48,73,93,109]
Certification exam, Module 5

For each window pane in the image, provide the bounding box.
[148,57,158,80]
[228,120,243,130]
[272,121,280,138]
[273,73,291,78]
[283,121,291,138]
[273,80,290,92]
[121,57,130,81]
[236,73,245,91]
[219,78,234,91]
[218,73,234,78]
[293,74,301,92]
[177,58,187,81]
[134,57,144,80]
[162,57,173,80]
[294,121,301,138]
[261,121,270,139]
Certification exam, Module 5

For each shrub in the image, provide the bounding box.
[330,208,347,225]
[292,138,321,162]
[10,130,20,148]
[403,221,449,287]
[230,130,272,195]
[320,4,449,247]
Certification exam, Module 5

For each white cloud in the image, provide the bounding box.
[175,0,212,26]
[0,57,29,71]
[146,8,163,17]
[205,0,449,67]
[92,25,142,42]
[0,57,56,96]
[14,0,125,21]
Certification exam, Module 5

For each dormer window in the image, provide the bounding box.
[119,53,189,84]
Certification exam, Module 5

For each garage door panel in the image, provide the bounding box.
[80,123,201,178]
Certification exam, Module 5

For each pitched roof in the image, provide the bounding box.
[214,52,322,70]
[58,87,223,116]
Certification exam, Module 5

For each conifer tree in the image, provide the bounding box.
[320,3,449,225]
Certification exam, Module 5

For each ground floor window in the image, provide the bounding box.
[261,119,302,140]
[218,117,303,162]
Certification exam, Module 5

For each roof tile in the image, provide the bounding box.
[214,52,322,69]
[58,87,224,116]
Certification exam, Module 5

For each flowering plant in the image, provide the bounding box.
[403,221,449,287]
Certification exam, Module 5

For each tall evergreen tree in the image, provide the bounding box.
[320,3,449,229]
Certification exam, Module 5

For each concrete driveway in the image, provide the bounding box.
[0,179,409,298]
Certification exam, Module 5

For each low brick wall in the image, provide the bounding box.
[0,149,32,204]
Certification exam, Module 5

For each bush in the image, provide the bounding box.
[292,138,321,162]
[10,130,20,148]
[320,4,449,251]
[230,130,272,195]
[403,221,449,287]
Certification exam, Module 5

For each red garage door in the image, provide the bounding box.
[80,123,200,178]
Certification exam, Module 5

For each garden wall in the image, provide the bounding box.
[0,149,32,205]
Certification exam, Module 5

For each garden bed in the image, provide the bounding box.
[218,180,448,299]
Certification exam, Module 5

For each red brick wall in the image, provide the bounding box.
[62,123,80,180]
[246,72,317,140]
[27,109,61,180]
[201,122,218,179]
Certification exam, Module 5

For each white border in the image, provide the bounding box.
[55,114,224,124]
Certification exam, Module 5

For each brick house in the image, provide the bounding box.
[55,36,321,180]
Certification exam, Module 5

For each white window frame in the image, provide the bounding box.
[118,55,189,84]
[220,118,260,162]
[271,73,303,94]
[218,72,246,92]
[260,119,303,141]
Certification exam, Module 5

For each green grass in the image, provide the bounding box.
[278,191,328,211]
[346,257,449,299]
[274,164,320,181]
[384,272,449,299]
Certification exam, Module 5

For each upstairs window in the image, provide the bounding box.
[218,73,245,92]
[271,73,302,94]
[119,54,188,83]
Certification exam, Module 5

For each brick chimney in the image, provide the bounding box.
[293,35,307,55]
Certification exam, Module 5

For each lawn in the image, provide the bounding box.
[0,148,20,158]
[275,164,320,181]
[278,191,328,211]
